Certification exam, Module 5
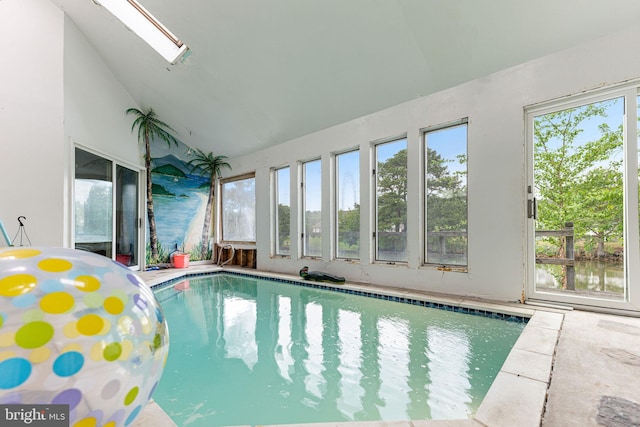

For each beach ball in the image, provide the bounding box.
[0,247,169,427]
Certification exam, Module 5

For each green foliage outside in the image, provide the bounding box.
[375,148,409,258]
[304,210,322,256]
[534,100,624,261]
[338,204,360,258]
[81,184,112,236]
[425,148,467,232]
[329,146,467,260]
[277,204,291,254]
[425,148,467,261]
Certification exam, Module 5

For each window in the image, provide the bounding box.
[336,150,360,259]
[302,159,322,257]
[221,175,256,242]
[375,138,407,262]
[274,167,291,256]
[94,0,189,64]
[424,121,468,266]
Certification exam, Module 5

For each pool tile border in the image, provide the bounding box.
[151,270,529,323]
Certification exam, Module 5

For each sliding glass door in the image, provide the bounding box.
[75,149,113,257]
[75,147,142,269]
[526,87,640,311]
[116,165,140,267]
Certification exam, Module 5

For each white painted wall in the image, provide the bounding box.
[64,15,144,262]
[0,0,65,247]
[0,0,142,249]
[63,15,143,253]
[229,26,640,301]
[64,17,141,169]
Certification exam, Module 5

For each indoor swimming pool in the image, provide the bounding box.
[151,273,527,426]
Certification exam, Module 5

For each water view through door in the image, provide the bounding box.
[528,93,631,305]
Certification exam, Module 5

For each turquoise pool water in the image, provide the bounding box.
[152,274,526,426]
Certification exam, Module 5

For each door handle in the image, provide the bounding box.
[527,198,537,219]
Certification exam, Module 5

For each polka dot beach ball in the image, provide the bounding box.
[0,247,169,427]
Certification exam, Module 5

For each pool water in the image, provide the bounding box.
[152,274,526,426]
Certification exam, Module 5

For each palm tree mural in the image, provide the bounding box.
[187,149,231,259]
[126,107,180,261]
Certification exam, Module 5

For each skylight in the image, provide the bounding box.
[94,0,189,64]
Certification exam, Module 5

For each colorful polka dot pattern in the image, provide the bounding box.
[0,247,169,427]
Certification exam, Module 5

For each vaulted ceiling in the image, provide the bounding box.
[52,0,640,157]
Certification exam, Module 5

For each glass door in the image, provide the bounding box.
[75,149,113,257]
[75,147,142,269]
[116,165,140,268]
[526,88,640,311]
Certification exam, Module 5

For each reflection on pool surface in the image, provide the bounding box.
[152,274,526,426]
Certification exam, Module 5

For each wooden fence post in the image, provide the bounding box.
[564,222,575,290]
[535,223,575,291]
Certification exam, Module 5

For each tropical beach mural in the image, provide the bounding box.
[128,107,230,265]
[149,147,211,263]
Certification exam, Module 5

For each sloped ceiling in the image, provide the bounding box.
[52,0,640,157]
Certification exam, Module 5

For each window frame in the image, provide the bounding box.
[524,84,640,311]
[422,118,469,269]
[93,0,189,63]
[220,173,256,244]
[272,166,291,257]
[334,149,360,261]
[373,136,408,264]
[301,158,322,259]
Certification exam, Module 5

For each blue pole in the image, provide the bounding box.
[0,220,11,246]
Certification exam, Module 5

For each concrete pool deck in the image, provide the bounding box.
[137,264,640,427]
